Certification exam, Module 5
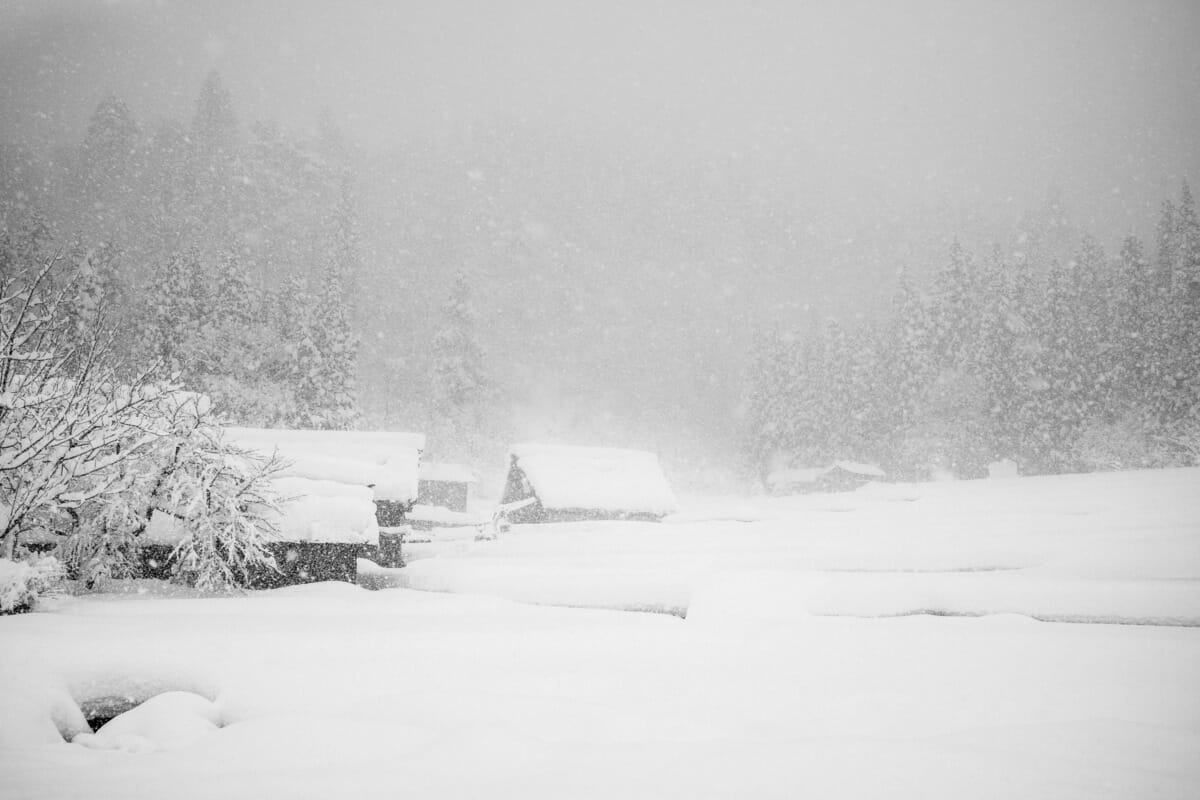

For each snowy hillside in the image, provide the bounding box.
[0,467,1197,799]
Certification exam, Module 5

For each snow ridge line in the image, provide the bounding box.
[836,609,1200,627]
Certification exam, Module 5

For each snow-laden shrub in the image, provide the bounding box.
[0,555,64,614]
[161,428,286,592]
[64,393,287,592]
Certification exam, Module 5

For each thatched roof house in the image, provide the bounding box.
[500,444,677,523]
[215,428,425,581]
[767,460,886,495]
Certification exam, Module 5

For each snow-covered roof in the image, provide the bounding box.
[223,428,422,504]
[509,443,677,515]
[146,477,379,546]
[768,461,886,488]
[766,467,828,486]
[831,461,886,478]
[269,477,379,545]
[418,462,477,484]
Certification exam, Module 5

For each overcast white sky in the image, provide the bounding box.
[3,0,1198,229]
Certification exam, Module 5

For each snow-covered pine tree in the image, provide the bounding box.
[308,261,360,430]
[1155,197,1180,281]
[929,241,972,369]
[431,270,487,411]
[1072,236,1112,418]
[429,269,488,455]
[973,246,1028,464]
[73,95,141,241]
[57,242,121,350]
[740,330,788,482]
[189,71,239,252]
[1114,235,1154,408]
[888,269,936,428]
[142,249,207,374]
[1166,182,1200,428]
[1037,252,1095,471]
[214,243,257,329]
[843,322,889,462]
[192,71,237,166]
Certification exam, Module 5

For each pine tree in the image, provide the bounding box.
[889,270,936,432]
[431,270,486,409]
[192,71,237,163]
[74,95,141,241]
[1155,198,1179,282]
[1114,235,1155,409]
[1164,182,1200,425]
[190,71,239,248]
[929,241,972,368]
[974,247,1031,464]
[214,243,256,328]
[309,262,360,430]
[143,250,206,374]
[1175,181,1200,296]
[429,270,488,453]
[741,330,793,481]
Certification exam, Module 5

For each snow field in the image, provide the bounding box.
[398,467,1200,625]
[1,586,1198,798]
[0,467,1198,798]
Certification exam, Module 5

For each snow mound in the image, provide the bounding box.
[73,691,222,753]
[509,443,677,515]
[0,556,63,614]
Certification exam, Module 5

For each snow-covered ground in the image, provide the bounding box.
[2,467,1198,798]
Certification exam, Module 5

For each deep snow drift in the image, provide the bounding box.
[1,467,1198,799]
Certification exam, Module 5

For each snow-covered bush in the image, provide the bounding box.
[0,555,64,614]
[2,250,285,592]
[65,393,287,591]
[159,426,286,592]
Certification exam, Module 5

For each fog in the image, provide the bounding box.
[2,0,1198,485]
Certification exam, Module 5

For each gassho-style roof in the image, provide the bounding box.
[224,428,424,505]
[508,443,677,516]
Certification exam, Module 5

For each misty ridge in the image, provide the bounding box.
[1,0,1199,492]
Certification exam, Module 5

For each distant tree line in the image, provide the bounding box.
[0,72,360,429]
[744,183,1200,480]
